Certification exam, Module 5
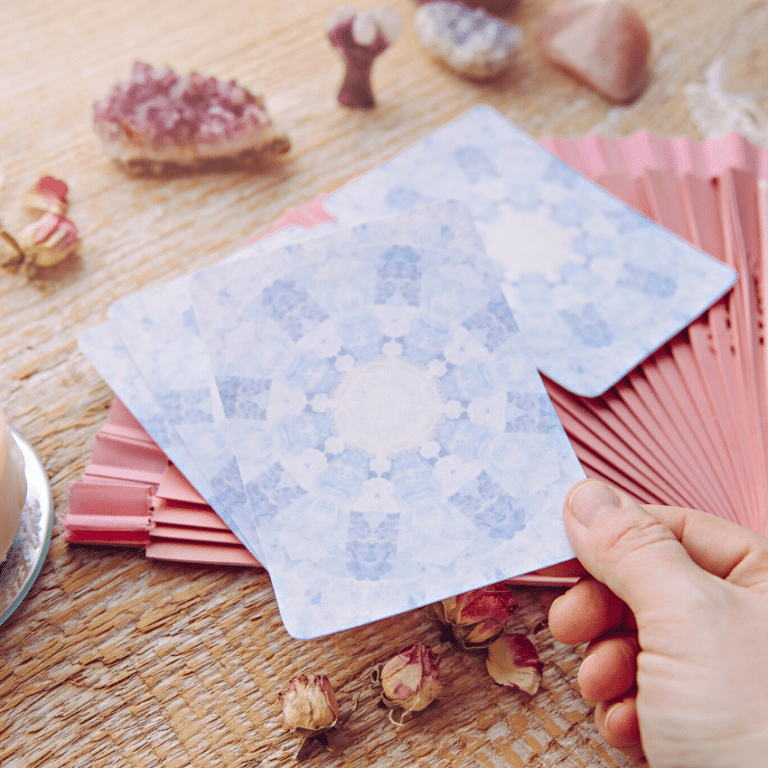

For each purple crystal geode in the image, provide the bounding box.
[93,62,291,173]
[415,1,522,81]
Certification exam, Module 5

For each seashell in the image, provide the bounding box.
[415,1,521,81]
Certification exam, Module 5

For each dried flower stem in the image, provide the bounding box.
[0,227,25,272]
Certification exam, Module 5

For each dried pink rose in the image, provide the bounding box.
[279,674,339,734]
[17,212,79,268]
[485,633,543,695]
[22,176,69,215]
[93,61,290,174]
[434,582,518,648]
[379,643,443,714]
[326,6,401,108]
[0,228,25,272]
[1,175,79,274]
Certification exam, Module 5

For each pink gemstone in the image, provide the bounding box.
[93,62,289,173]
[539,0,650,103]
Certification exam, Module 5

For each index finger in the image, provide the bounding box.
[641,504,768,591]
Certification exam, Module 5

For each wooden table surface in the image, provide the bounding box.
[2,1,767,766]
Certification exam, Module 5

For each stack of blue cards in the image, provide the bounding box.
[79,106,736,638]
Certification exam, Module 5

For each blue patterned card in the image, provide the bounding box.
[77,321,264,561]
[189,201,585,639]
[107,278,265,564]
[106,242,343,569]
[251,106,738,397]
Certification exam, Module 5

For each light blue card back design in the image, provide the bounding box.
[189,201,586,639]
[77,322,261,559]
[107,249,325,569]
[106,279,267,565]
[252,106,737,397]
[76,106,737,625]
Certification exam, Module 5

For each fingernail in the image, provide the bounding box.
[604,699,625,732]
[603,697,642,746]
[567,480,621,527]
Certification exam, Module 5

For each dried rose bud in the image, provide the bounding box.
[379,643,443,713]
[17,212,79,268]
[486,633,543,695]
[279,674,339,735]
[23,176,69,215]
[0,228,26,272]
[434,582,518,649]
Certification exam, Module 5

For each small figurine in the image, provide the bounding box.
[93,62,291,174]
[415,1,522,81]
[326,7,401,108]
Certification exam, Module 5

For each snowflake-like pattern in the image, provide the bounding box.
[330,357,444,457]
[191,201,585,638]
[319,106,736,397]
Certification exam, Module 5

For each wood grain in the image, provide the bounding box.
[0,1,763,765]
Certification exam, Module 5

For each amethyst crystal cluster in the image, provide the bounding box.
[415,1,521,81]
[93,62,290,173]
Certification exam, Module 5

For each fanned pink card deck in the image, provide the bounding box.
[66,398,260,566]
[540,134,768,535]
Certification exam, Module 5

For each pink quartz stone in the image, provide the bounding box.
[539,0,650,103]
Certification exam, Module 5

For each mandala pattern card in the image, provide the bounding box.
[190,201,585,639]
[107,279,266,565]
[80,107,736,577]
[252,106,738,397]
[78,320,265,563]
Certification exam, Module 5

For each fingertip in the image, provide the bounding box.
[547,578,627,645]
[547,592,569,641]
[561,481,700,619]
[564,479,622,528]
[597,696,642,750]
[578,633,639,702]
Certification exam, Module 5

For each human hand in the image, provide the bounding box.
[548,479,768,767]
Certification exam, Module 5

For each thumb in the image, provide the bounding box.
[563,480,709,621]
